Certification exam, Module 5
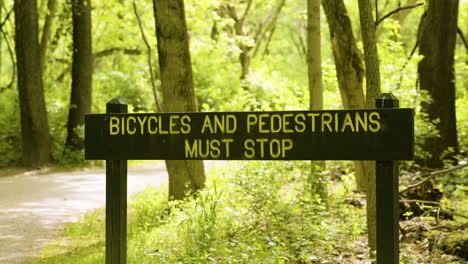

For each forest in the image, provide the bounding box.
[0,0,467,263]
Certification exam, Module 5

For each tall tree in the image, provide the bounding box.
[418,0,459,168]
[65,0,92,151]
[153,0,206,200]
[39,0,58,72]
[322,0,370,192]
[307,0,326,200]
[214,0,286,83]
[358,0,381,253]
[14,0,52,166]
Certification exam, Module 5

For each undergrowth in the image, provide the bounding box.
[29,161,467,264]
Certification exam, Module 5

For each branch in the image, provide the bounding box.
[400,199,468,219]
[400,163,468,194]
[239,0,254,29]
[0,27,15,93]
[94,47,141,58]
[457,27,468,53]
[252,0,286,59]
[0,7,13,31]
[55,47,142,82]
[376,2,424,26]
[133,1,162,112]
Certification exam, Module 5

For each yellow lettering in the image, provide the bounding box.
[210,139,221,158]
[294,113,306,133]
[148,116,157,134]
[355,112,367,132]
[341,113,355,132]
[321,113,333,132]
[247,114,258,133]
[282,139,293,158]
[244,139,255,158]
[121,117,125,135]
[110,116,120,135]
[181,115,191,134]
[185,139,197,158]
[213,115,224,133]
[256,138,268,158]
[307,113,320,132]
[126,116,137,135]
[335,113,339,132]
[271,114,282,133]
[258,114,269,133]
[226,115,237,133]
[270,139,281,158]
[201,115,214,134]
[368,112,381,132]
[199,139,210,158]
[222,139,233,158]
[137,116,147,134]
[283,113,293,133]
[169,115,180,134]
[158,116,168,134]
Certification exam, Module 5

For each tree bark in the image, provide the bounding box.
[153,0,206,200]
[65,0,93,152]
[307,0,326,200]
[14,0,52,167]
[418,0,459,168]
[322,0,371,192]
[39,0,57,72]
[358,0,381,253]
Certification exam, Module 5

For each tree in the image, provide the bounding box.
[418,0,459,168]
[65,0,92,152]
[357,0,382,253]
[307,0,326,200]
[14,0,52,166]
[152,0,206,200]
[39,0,58,72]
[322,0,370,192]
[214,0,286,83]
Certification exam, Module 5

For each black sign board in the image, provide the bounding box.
[85,109,413,161]
[86,93,412,264]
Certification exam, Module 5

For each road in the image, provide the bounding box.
[0,162,175,264]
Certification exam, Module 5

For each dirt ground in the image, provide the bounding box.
[0,162,171,264]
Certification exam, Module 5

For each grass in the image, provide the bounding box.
[28,161,467,264]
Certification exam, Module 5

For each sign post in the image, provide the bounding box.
[85,93,413,264]
[376,93,400,264]
[105,99,128,264]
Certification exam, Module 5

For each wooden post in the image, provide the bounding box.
[375,93,399,264]
[106,98,128,264]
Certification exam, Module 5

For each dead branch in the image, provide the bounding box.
[0,7,13,31]
[133,1,162,112]
[457,27,468,53]
[376,2,424,26]
[0,27,15,92]
[400,163,467,195]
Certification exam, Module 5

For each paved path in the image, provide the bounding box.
[0,162,177,264]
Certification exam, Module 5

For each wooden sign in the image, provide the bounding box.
[85,93,411,264]
[85,109,413,161]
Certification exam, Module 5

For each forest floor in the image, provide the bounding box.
[0,162,172,264]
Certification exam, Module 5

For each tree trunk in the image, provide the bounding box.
[322,0,370,192]
[153,0,206,200]
[418,0,459,168]
[14,0,52,167]
[39,0,57,72]
[358,0,381,254]
[307,0,326,200]
[65,0,93,152]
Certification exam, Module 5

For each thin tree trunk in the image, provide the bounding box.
[358,0,381,254]
[322,0,369,191]
[153,0,205,200]
[307,0,326,200]
[418,0,459,168]
[14,0,52,167]
[39,0,57,72]
[65,0,92,151]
